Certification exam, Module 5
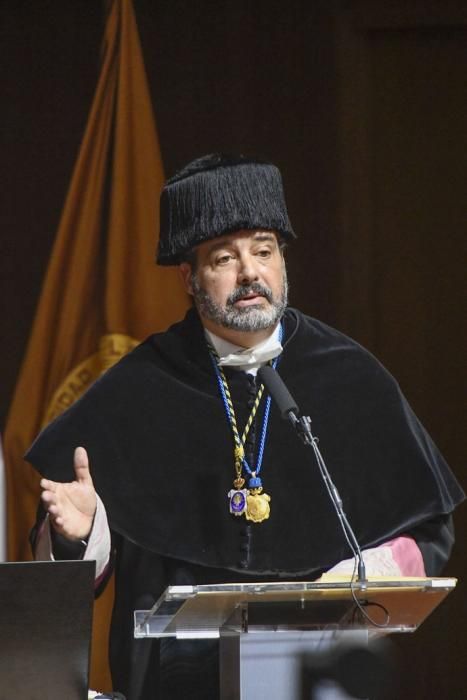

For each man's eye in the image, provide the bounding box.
[216,254,233,265]
[257,248,272,258]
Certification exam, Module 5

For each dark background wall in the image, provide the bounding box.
[1,1,466,697]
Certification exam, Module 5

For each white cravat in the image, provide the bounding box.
[204,324,282,375]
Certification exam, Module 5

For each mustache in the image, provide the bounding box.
[227,283,273,306]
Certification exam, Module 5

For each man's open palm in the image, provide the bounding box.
[40,446,97,541]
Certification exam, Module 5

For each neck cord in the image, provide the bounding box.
[207,324,283,522]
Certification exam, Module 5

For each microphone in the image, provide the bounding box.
[257,365,367,584]
[257,365,312,443]
[257,365,298,423]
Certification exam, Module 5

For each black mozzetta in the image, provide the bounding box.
[26,308,464,576]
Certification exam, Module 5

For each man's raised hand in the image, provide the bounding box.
[40,446,97,541]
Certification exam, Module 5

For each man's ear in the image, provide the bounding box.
[179,263,194,295]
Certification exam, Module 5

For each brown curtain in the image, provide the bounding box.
[3,0,188,690]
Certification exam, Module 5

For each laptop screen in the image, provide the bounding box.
[0,559,95,700]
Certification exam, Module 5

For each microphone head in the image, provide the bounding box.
[257,365,298,419]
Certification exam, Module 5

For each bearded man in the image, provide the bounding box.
[28,154,464,699]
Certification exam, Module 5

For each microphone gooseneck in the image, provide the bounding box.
[257,365,367,585]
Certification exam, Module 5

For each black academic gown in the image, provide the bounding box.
[27,308,464,699]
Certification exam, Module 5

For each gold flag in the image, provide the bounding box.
[3,0,188,690]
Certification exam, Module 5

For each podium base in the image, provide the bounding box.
[219,629,369,700]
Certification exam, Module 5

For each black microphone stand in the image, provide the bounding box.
[285,410,367,586]
[257,365,367,586]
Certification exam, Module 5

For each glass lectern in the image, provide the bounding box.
[134,576,456,699]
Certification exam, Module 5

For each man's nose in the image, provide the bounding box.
[237,255,259,284]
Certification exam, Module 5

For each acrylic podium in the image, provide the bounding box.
[134,576,456,699]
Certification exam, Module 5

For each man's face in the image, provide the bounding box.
[180,229,288,334]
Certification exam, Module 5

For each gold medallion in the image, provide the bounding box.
[245,491,271,522]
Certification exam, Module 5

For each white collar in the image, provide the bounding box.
[204,324,282,375]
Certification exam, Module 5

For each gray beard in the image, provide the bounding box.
[191,271,288,332]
